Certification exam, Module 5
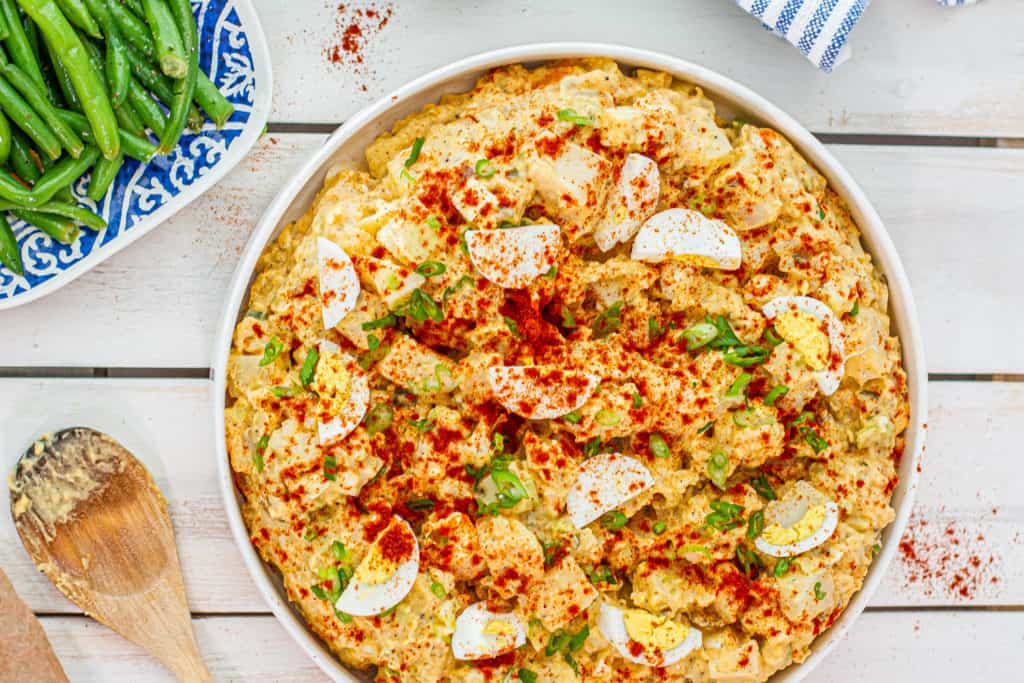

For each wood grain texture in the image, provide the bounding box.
[2,378,1021,614]
[33,611,1024,682]
[0,135,1021,372]
[254,0,1024,137]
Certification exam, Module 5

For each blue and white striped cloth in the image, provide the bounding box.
[736,0,979,72]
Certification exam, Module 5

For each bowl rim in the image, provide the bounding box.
[212,42,927,683]
[0,0,273,311]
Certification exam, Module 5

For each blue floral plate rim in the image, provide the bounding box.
[0,0,272,311]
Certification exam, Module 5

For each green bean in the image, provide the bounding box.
[125,76,161,131]
[0,110,11,165]
[0,211,20,273]
[1,0,46,90]
[113,5,230,127]
[123,41,201,128]
[0,7,9,42]
[8,128,39,182]
[19,0,120,160]
[0,71,62,159]
[55,0,101,38]
[2,62,84,157]
[158,0,193,153]
[35,32,65,106]
[77,32,142,138]
[83,0,129,105]
[42,33,79,111]
[118,0,142,16]
[27,143,98,204]
[13,207,77,242]
[140,0,183,78]
[0,198,103,228]
[57,107,152,160]
[86,148,117,200]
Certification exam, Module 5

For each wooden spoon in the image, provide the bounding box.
[8,427,213,683]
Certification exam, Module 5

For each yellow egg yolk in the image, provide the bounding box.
[760,503,827,547]
[671,253,725,269]
[352,542,401,586]
[774,310,829,371]
[314,349,352,415]
[623,609,689,651]
[482,618,517,647]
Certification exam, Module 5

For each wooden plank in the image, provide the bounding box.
[32,611,1024,681]
[2,378,1021,614]
[255,0,1024,137]
[1,137,1021,373]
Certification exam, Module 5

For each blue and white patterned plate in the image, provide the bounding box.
[0,0,271,309]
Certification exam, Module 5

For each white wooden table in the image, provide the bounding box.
[2,1,1023,680]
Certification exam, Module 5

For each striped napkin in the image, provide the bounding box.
[737,0,981,72]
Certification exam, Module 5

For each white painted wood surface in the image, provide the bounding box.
[1,134,1021,373]
[3,1,1023,680]
[254,0,1024,137]
[2,378,1020,614]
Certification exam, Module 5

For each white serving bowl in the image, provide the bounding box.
[213,43,927,683]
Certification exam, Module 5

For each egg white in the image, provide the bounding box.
[597,603,703,668]
[451,602,527,661]
[317,237,361,329]
[316,340,370,446]
[594,153,660,252]
[567,452,654,529]
[486,365,600,420]
[630,208,741,270]
[465,223,561,289]
[335,517,419,617]
[762,296,846,396]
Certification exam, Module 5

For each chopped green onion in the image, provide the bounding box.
[323,454,337,481]
[367,334,381,351]
[652,521,667,535]
[563,411,582,424]
[815,207,825,222]
[362,314,397,330]
[774,558,791,577]
[750,475,776,501]
[405,497,435,511]
[681,321,717,350]
[409,418,436,433]
[474,158,496,178]
[259,337,284,366]
[400,168,415,183]
[679,543,712,557]
[415,261,446,277]
[595,409,621,426]
[583,436,602,458]
[364,402,393,436]
[800,427,829,453]
[545,630,571,656]
[732,407,755,428]
[790,412,814,427]
[648,316,664,341]
[697,420,715,435]
[706,500,744,532]
[245,310,264,319]
[649,432,671,459]
[556,108,593,126]
[299,347,319,387]
[849,300,860,317]
[519,669,538,683]
[405,137,425,167]
[726,372,753,397]
[568,625,589,652]
[632,392,643,408]
[430,580,446,599]
[871,543,882,554]
[336,610,353,623]
[426,214,441,230]
[395,288,444,323]
[747,509,765,539]
[707,449,729,490]
[272,385,298,398]
[601,510,628,530]
[764,326,784,347]
[592,300,624,339]
[503,316,521,338]
[442,274,474,303]
[561,306,577,328]
[723,345,769,367]
[257,435,269,451]
[544,265,558,279]
[331,541,350,563]
[303,527,319,541]
[736,544,763,577]
[764,385,789,406]
[310,584,327,600]
[584,563,617,585]
[814,581,826,600]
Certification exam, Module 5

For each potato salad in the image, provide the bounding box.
[225,58,910,682]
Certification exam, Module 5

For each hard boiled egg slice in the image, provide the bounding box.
[754,480,839,558]
[465,223,561,289]
[762,296,846,396]
[567,452,654,529]
[313,340,370,446]
[335,516,419,616]
[451,602,527,661]
[318,237,360,329]
[598,603,703,668]
[487,365,600,420]
[594,153,660,252]
[630,208,741,270]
